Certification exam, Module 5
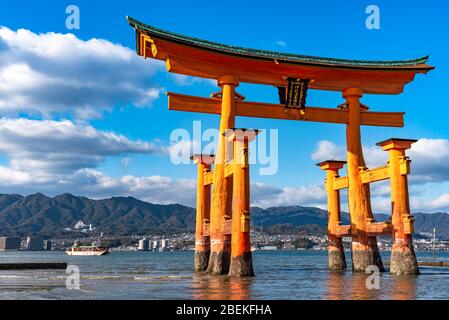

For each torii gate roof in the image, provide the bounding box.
[127,16,433,94]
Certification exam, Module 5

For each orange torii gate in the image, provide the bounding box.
[127,16,434,276]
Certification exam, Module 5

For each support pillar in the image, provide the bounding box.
[192,154,215,272]
[227,128,259,277]
[207,75,239,275]
[377,138,418,275]
[343,88,384,272]
[317,160,347,271]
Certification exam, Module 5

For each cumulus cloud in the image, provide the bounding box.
[64,169,197,206]
[251,182,327,209]
[0,118,164,182]
[311,140,345,162]
[0,27,163,118]
[407,139,449,183]
[310,138,449,212]
[311,138,449,184]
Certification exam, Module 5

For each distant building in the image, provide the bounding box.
[151,240,158,251]
[26,237,44,251]
[0,237,21,251]
[159,239,169,251]
[44,240,52,251]
[138,238,150,251]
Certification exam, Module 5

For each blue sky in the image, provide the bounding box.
[0,0,448,213]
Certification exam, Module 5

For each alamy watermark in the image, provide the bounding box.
[66,264,80,290]
[66,5,80,30]
[365,5,380,30]
[365,265,380,289]
[169,121,278,175]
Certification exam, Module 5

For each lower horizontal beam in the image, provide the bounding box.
[335,225,351,237]
[367,221,392,236]
[203,220,232,236]
[168,92,404,127]
[333,165,391,190]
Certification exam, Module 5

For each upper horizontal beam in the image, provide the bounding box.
[129,17,433,94]
[167,92,404,127]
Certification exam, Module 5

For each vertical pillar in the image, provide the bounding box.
[343,87,384,272]
[317,160,347,271]
[227,128,259,277]
[207,75,239,275]
[377,138,418,275]
[192,154,214,272]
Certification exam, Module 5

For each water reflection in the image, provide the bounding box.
[324,271,348,300]
[325,270,417,300]
[192,274,254,300]
[389,275,417,300]
[349,273,382,300]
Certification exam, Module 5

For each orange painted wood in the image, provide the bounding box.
[344,88,376,249]
[140,35,431,94]
[335,225,352,237]
[382,143,415,240]
[223,219,232,235]
[193,159,211,252]
[333,166,391,190]
[203,170,214,186]
[333,176,349,190]
[167,92,404,127]
[230,132,256,258]
[203,222,210,237]
[209,76,238,256]
[224,162,234,178]
[318,161,346,257]
[367,221,392,236]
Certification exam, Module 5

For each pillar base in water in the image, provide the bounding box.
[229,252,254,277]
[390,242,419,275]
[352,239,385,273]
[194,250,210,272]
[328,246,347,271]
[207,251,230,275]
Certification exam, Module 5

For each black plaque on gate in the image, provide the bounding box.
[285,78,310,114]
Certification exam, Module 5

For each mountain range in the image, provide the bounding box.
[0,193,448,239]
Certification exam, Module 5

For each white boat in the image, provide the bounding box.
[65,241,109,256]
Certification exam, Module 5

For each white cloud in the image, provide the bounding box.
[310,138,449,213]
[0,27,164,118]
[63,169,197,206]
[311,140,345,162]
[251,182,326,209]
[311,138,449,184]
[0,118,164,180]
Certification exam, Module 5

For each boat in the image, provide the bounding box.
[65,241,109,256]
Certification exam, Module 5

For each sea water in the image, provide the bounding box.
[0,250,448,300]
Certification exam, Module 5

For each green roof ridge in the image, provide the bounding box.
[127,16,430,68]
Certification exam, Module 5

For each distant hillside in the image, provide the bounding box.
[0,193,448,239]
[0,193,195,238]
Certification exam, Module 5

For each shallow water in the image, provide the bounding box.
[0,250,448,300]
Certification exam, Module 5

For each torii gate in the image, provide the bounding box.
[127,17,434,276]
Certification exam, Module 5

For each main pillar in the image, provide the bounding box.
[227,128,259,277]
[377,138,419,275]
[192,154,214,272]
[317,160,347,271]
[207,75,239,275]
[343,88,384,272]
